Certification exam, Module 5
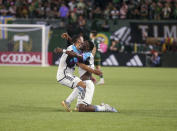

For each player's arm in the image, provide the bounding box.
[54,47,83,60]
[61,33,72,43]
[77,62,102,76]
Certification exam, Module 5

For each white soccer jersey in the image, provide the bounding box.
[57,45,74,78]
[78,53,94,77]
[56,45,81,89]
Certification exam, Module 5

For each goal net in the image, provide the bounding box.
[0,24,50,66]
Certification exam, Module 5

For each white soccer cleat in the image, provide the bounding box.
[61,100,72,112]
[104,103,118,112]
[96,78,104,85]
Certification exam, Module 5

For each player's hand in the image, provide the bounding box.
[61,33,69,40]
[93,69,102,76]
[66,51,77,57]
[54,47,63,53]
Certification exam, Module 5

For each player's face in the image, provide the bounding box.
[89,33,93,39]
[75,38,82,50]
[80,41,89,52]
[80,36,84,43]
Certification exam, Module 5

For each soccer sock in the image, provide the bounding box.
[65,88,79,104]
[94,105,106,112]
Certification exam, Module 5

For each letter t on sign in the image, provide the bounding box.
[138,25,148,40]
[13,35,29,52]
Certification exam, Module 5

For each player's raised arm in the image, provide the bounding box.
[54,47,63,53]
[61,33,72,43]
[77,62,102,76]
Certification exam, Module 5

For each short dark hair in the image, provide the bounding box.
[90,30,97,36]
[72,35,81,43]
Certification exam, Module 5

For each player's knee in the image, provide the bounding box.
[78,104,86,112]
[83,83,86,88]
[77,81,86,88]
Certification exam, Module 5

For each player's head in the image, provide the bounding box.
[90,30,97,39]
[81,40,94,52]
[72,35,82,49]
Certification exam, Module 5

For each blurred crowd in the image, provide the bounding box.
[0,0,177,20]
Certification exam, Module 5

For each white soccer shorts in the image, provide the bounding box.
[77,80,95,105]
[57,73,81,89]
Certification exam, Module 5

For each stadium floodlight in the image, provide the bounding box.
[0,24,50,67]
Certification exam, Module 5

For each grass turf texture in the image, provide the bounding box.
[0,66,177,131]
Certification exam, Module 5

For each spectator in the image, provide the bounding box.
[103,6,110,20]
[0,5,8,16]
[150,51,161,67]
[68,0,76,12]
[162,2,171,19]
[92,6,102,19]
[0,0,176,20]
[59,3,69,19]
[172,3,177,19]
[75,0,85,16]
[28,2,36,18]
[110,40,123,52]
[76,6,84,16]
[101,19,110,32]
[8,4,16,16]
[51,6,59,19]
[154,2,162,20]
[85,1,93,19]
[45,2,52,19]
[131,8,140,19]
[69,11,77,24]
[149,1,156,19]
[35,2,45,18]
[77,0,85,10]
[120,2,128,19]
[21,5,29,18]
[77,15,86,29]
[140,2,148,19]
[110,6,119,24]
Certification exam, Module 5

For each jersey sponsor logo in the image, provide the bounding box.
[126,55,143,66]
[0,52,41,64]
[102,54,119,66]
[65,75,74,81]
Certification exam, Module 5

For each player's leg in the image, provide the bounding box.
[58,74,86,112]
[77,83,100,112]
[76,80,95,112]
[62,81,86,112]
[95,59,104,85]
[61,87,79,112]
[76,80,117,112]
[78,103,118,112]
[75,80,95,110]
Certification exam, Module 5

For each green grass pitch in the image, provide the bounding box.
[0,66,177,131]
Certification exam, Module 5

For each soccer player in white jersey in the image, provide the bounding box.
[56,35,102,110]
[55,40,118,112]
